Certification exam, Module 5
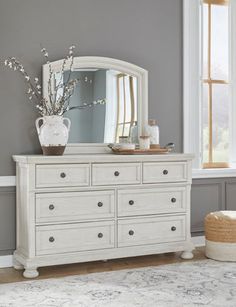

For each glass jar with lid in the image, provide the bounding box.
[130,121,139,144]
[146,119,159,145]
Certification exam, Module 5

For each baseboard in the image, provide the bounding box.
[0,255,13,268]
[0,236,205,269]
[192,235,205,247]
[0,176,16,187]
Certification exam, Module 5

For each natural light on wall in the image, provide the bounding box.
[202,0,230,168]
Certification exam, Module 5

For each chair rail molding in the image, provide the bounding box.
[0,255,13,268]
[0,176,16,187]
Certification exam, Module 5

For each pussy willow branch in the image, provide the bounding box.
[62,56,74,104]
[67,99,107,114]
[1,45,106,116]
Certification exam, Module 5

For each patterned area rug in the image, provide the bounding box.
[0,260,236,307]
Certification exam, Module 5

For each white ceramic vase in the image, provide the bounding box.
[35,115,71,155]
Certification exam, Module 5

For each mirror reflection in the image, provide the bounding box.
[54,68,138,143]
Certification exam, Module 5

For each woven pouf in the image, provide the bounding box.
[205,211,236,261]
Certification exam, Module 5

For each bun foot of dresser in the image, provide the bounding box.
[181,251,194,260]
[23,267,39,278]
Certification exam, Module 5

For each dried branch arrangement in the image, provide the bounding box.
[1,46,106,116]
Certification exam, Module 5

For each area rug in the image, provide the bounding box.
[0,259,236,307]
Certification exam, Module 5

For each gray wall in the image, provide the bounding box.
[2,0,215,256]
[0,0,183,175]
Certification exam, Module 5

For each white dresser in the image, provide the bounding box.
[13,153,194,278]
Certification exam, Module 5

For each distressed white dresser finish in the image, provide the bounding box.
[13,153,194,278]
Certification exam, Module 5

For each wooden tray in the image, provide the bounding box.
[111,147,170,155]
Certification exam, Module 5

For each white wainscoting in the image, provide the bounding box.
[0,176,16,187]
[0,177,15,268]
[0,176,205,268]
[0,255,13,268]
[192,236,205,247]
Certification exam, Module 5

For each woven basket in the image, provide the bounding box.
[205,211,236,243]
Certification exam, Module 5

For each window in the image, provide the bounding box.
[184,0,236,172]
[202,0,229,168]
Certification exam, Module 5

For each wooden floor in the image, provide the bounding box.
[0,247,206,284]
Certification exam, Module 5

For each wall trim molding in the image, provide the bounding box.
[0,255,13,268]
[183,0,201,169]
[0,236,205,268]
[1,174,236,188]
[0,176,16,187]
[192,236,205,247]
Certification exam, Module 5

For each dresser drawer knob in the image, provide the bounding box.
[98,233,103,238]
[114,171,120,177]
[49,204,55,210]
[171,226,176,231]
[129,230,134,236]
[163,170,168,175]
[97,202,103,207]
[60,172,66,178]
[171,198,176,203]
[129,200,134,205]
[49,236,55,242]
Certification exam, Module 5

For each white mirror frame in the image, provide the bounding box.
[42,56,148,154]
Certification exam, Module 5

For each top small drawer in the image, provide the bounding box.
[92,163,141,186]
[143,162,188,183]
[36,164,90,188]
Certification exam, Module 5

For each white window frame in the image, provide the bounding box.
[183,0,236,177]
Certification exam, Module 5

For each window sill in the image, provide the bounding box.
[192,167,236,179]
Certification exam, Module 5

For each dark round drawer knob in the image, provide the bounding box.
[129,230,134,236]
[98,233,103,238]
[60,172,66,178]
[49,236,55,242]
[114,171,120,177]
[171,198,176,203]
[49,204,55,210]
[129,200,134,205]
[163,170,168,175]
[171,226,176,231]
[97,202,103,207]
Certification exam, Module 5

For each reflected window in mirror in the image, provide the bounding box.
[115,73,137,143]
[54,68,138,144]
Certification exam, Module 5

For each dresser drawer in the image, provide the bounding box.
[143,162,187,183]
[118,186,187,217]
[36,221,115,255]
[118,215,185,247]
[92,163,141,186]
[36,164,90,188]
[36,190,115,223]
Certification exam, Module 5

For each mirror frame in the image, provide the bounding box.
[42,56,148,154]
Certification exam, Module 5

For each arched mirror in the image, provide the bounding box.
[43,57,148,153]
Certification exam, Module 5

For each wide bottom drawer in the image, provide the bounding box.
[36,221,115,255]
[118,215,186,247]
